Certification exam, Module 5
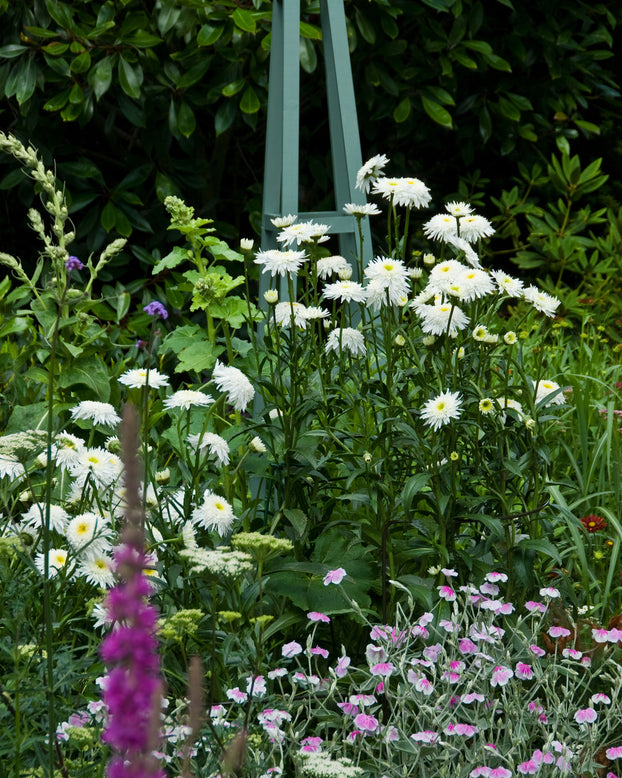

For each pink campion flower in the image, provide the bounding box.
[574,707,598,724]
[562,648,582,660]
[591,693,611,705]
[470,768,491,777]
[606,746,622,759]
[382,725,399,743]
[310,646,329,659]
[442,670,462,684]
[459,638,479,654]
[246,675,266,696]
[366,644,388,665]
[354,713,379,732]
[226,687,247,703]
[524,600,547,613]
[300,736,322,753]
[548,626,571,638]
[517,763,539,776]
[593,627,611,643]
[375,681,385,694]
[411,730,439,744]
[350,694,376,706]
[337,702,359,716]
[608,627,622,642]
[323,567,346,585]
[490,769,512,778]
[529,644,546,657]
[515,662,534,680]
[441,567,458,577]
[446,723,479,737]
[282,640,303,657]
[539,586,560,598]
[485,571,508,583]
[307,611,330,623]
[462,692,485,704]
[490,665,514,687]
[267,667,287,679]
[415,677,434,695]
[581,655,592,668]
[439,619,457,632]
[480,582,500,596]
[346,730,363,742]
[438,585,457,601]
[419,612,434,626]
[411,625,430,639]
[334,655,351,678]
[449,695,461,708]
[606,773,620,778]
[370,625,390,641]
[371,662,395,677]
[423,643,443,662]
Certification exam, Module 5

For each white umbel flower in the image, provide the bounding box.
[192,490,236,536]
[254,248,308,277]
[212,360,254,412]
[421,391,463,431]
[325,327,366,357]
[163,390,214,411]
[118,368,170,389]
[533,379,566,407]
[187,432,230,466]
[523,286,560,318]
[355,153,389,193]
[70,401,121,428]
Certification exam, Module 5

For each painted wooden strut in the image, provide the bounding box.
[260,0,372,300]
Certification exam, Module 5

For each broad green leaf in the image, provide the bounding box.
[214,99,236,135]
[299,37,317,73]
[0,44,28,58]
[283,508,307,539]
[118,57,143,99]
[299,21,322,40]
[43,88,71,112]
[16,58,37,104]
[88,56,113,100]
[232,8,256,33]
[100,201,117,231]
[239,85,260,114]
[421,95,453,128]
[70,51,91,73]
[177,101,196,137]
[158,4,181,35]
[68,83,84,104]
[152,246,189,275]
[222,79,246,97]
[393,96,411,123]
[355,9,376,44]
[126,30,162,48]
[57,358,112,400]
[197,24,224,46]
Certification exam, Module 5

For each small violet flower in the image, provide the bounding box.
[143,301,169,320]
[65,255,84,272]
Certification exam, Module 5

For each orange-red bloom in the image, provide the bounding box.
[580,514,607,532]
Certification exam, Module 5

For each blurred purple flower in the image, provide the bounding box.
[143,301,169,320]
[65,256,84,272]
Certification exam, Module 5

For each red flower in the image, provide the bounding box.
[580,514,607,533]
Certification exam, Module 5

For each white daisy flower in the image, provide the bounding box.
[421,391,463,431]
[212,360,254,412]
[192,490,236,536]
[270,214,297,228]
[277,221,330,247]
[22,503,69,534]
[364,256,411,306]
[301,306,330,321]
[187,432,230,466]
[325,327,366,357]
[65,512,109,555]
[69,447,123,489]
[343,202,382,216]
[52,433,86,469]
[458,214,495,242]
[322,280,366,304]
[118,368,170,389]
[35,548,68,577]
[77,555,115,587]
[163,390,214,411]
[491,270,524,297]
[273,301,309,328]
[523,286,560,318]
[427,259,466,295]
[254,248,308,277]
[423,213,458,242]
[0,455,25,479]
[373,177,431,208]
[263,289,279,304]
[416,302,470,336]
[496,397,524,421]
[459,268,495,301]
[445,201,474,217]
[69,401,121,428]
[445,235,482,268]
[355,153,389,193]
[533,379,566,407]
[249,436,266,453]
[316,255,351,280]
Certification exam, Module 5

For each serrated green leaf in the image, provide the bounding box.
[152,246,189,275]
[118,57,143,99]
[421,95,452,128]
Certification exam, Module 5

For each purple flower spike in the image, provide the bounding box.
[65,255,84,271]
[143,301,169,320]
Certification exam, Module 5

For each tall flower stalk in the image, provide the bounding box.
[100,405,165,778]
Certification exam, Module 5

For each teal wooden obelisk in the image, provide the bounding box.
[260,0,372,297]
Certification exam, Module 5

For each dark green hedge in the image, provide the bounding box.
[1,0,620,274]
